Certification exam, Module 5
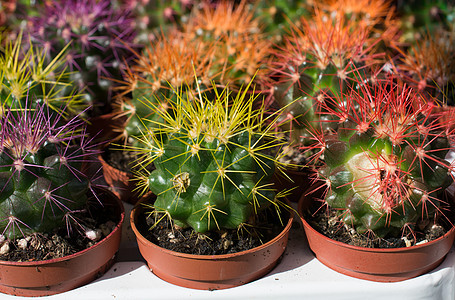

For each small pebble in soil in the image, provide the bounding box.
[0,242,10,255]
[85,229,102,242]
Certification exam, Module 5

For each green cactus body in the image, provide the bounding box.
[312,79,453,238]
[271,10,384,146]
[0,98,96,240]
[0,35,86,117]
[148,131,275,232]
[135,83,286,233]
[0,143,89,239]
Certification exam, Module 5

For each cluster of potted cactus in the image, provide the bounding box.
[0,0,454,295]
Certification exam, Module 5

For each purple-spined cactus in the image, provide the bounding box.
[23,0,136,115]
[0,100,100,240]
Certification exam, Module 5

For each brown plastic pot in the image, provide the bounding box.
[98,153,139,205]
[298,191,455,282]
[0,188,125,297]
[130,195,294,290]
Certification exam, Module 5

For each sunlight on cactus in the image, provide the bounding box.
[305,75,454,238]
[130,80,290,233]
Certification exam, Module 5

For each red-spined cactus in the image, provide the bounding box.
[305,75,454,239]
[268,8,386,149]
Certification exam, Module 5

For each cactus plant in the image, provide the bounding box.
[0,34,86,117]
[305,75,454,239]
[268,8,386,150]
[132,81,289,233]
[183,0,271,89]
[116,1,272,143]
[22,0,136,115]
[0,99,100,240]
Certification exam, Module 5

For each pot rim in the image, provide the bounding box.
[0,188,125,266]
[298,191,455,253]
[131,194,294,260]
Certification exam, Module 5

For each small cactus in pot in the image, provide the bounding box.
[0,34,86,117]
[21,0,137,115]
[305,75,454,239]
[0,99,100,240]
[267,8,389,164]
[116,1,272,144]
[132,80,290,233]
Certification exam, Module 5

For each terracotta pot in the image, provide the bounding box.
[98,153,139,205]
[130,195,294,290]
[0,188,125,297]
[298,191,455,282]
[273,167,313,202]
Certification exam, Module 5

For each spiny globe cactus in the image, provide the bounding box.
[22,0,136,115]
[133,82,289,233]
[116,1,272,144]
[115,29,221,142]
[0,101,100,240]
[306,76,454,238]
[183,0,272,88]
[269,9,385,148]
[0,34,86,117]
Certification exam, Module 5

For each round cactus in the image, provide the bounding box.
[0,34,86,117]
[269,8,388,147]
[22,0,136,115]
[394,29,455,106]
[0,101,99,240]
[306,75,454,238]
[133,82,288,233]
[116,1,272,144]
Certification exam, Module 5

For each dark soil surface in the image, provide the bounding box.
[0,192,120,262]
[136,201,290,255]
[305,206,449,248]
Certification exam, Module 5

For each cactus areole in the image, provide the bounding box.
[310,78,454,238]
[0,102,98,240]
[135,83,288,233]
